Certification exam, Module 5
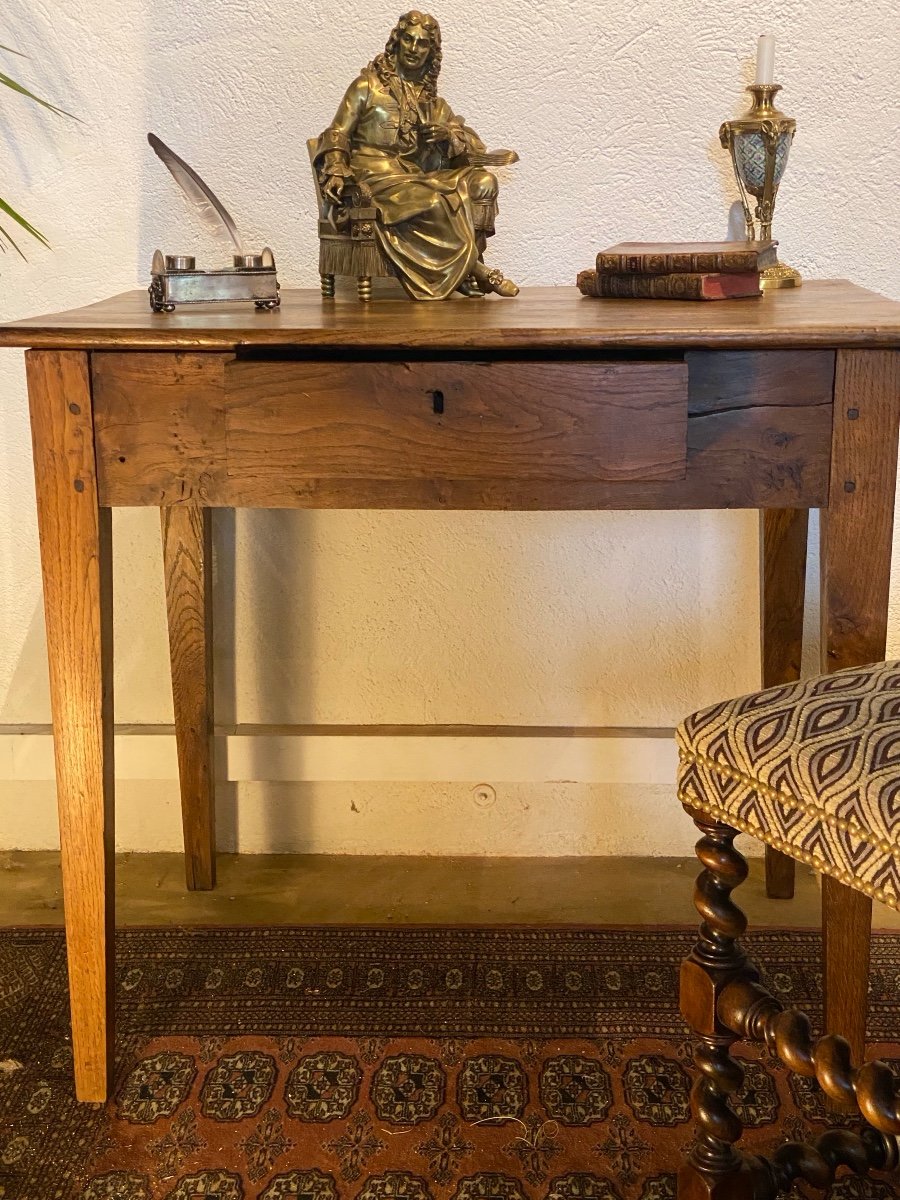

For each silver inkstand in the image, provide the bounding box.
[149,248,280,312]
[147,132,281,313]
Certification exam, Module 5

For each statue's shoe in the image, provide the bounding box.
[483,268,519,297]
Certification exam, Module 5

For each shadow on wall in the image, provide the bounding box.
[212,509,318,855]
[705,53,760,231]
[0,6,85,187]
[0,602,51,723]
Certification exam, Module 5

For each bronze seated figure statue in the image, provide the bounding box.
[311,10,519,302]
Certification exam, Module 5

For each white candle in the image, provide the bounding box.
[755,33,776,84]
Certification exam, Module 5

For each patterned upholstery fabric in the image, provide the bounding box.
[677,661,900,911]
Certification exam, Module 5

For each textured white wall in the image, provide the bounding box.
[0,0,898,854]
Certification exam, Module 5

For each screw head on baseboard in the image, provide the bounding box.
[472,784,497,809]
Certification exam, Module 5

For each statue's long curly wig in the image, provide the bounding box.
[372,11,442,100]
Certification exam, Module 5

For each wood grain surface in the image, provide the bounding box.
[821,350,900,669]
[820,348,900,1064]
[687,348,835,412]
[92,352,227,504]
[760,508,810,899]
[3,281,900,351]
[822,873,873,1077]
[161,506,215,891]
[26,350,114,1103]
[225,359,689,484]
[92,349,834,509]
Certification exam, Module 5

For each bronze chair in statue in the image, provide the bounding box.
[306,138,508,302]
[307,139,392,302]
[677,659,900,1197]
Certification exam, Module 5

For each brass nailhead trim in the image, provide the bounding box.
[678,747,898,857]
[677,788,899,911]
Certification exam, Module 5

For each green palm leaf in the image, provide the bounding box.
[0,221,24,256]
[0,70,77,119]
[0,197,50,256]
[1,40,77,256]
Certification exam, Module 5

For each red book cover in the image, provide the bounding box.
[580,270,762,301]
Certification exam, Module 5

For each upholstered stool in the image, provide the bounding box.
[677,661,900,1198]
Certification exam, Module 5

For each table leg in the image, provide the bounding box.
[27,350,114,1103]
[760,508,809,899]
[820,348,900,1062]
[822,874,872,1098]
[161,505,216,890]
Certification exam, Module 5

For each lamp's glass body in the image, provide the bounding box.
[733,129,792,194]
[720,83,801,289]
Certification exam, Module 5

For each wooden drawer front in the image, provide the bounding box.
[92,349,832,510]
[223,360,689,487]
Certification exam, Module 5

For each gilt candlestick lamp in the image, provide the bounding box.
[719,34,801,288]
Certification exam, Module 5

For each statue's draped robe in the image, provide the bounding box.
[315,66,490,300]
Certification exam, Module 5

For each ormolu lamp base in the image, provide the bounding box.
[761,260,802,290]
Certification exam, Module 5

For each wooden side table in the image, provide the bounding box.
[3,282,900,1102]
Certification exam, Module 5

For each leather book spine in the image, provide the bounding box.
[576,268,600,297]
[593,272,762,300]
[596,248,775,274]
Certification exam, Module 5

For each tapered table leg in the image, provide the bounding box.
[161,505,216,890]
[760,508,809,899]
[822,874,872,1080]
[27,350,114,1103]
[820,349,900,1061]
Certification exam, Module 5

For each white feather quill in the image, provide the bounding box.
[148,132,245,256]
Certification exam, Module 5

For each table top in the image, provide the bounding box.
[2,280,900,352]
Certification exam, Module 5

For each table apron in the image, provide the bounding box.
[90,348,835,510]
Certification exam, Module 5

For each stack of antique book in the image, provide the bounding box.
[577,240,777,301]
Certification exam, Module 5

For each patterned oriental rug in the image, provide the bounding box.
[2,928,900,1200]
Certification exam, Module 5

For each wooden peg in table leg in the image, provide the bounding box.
[27,349,115,1103]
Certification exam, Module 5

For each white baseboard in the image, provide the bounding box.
[0,726,736,857]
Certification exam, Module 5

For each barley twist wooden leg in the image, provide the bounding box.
[717,975,900,1193]
[679,813,900,1197]
[768,1129,899,1194]
[688,813,749,969]
[321,273,335,298]
[678,811,758,1198]
[358,275,372,302]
